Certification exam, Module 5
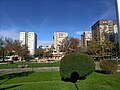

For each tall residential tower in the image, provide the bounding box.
[20,32,37,55]
[92,20,118,43]
[54,32,68,52]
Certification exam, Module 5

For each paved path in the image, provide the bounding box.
[95,62,101,70]
[0,63,120,74]
[0,67,59,74]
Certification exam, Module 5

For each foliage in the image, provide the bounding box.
[88,30,114,60]
[34,45,54,58]
[24,56,34,61]
[99,60,118,74]
[43,51,52,58]
[4,38,29,57]
[34,47,44,58]
[112,42,120,56]
[89,40,114,58]
[80,47,89,54]
[69,37,79,51]
[59,37,80,54]
[60,53,95,82]
[0,37,29,60]
[19,44,30,59]
[59,37,69,53]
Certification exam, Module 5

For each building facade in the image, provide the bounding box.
[81,31,92,47]
[116,0,120,51]
[92,20,118,43]
[53,32,68,51]
[20,32,37,55]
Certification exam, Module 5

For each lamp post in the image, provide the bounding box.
[12,50,15,73]
[12,50,15,63]
[2,47,4,62]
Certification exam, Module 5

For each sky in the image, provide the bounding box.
[0,0,117,47]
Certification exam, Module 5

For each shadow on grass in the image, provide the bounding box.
[74,83,79,90]
[0,71,34,85]
[95,70,107,74]
[61,72,86,83]
[61,72,91,90]
[0,84,22,90]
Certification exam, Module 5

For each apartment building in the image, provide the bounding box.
[53,32,68,51]
[81,31,92,47]
[20,32,37,55]
[92,20,118,43]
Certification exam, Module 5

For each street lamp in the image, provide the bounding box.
[2,47,5,62]
[12,50,15,63]
[12,50,15,73]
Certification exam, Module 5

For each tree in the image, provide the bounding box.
[19,44,29,60]
[0,37,29,61]
[59,37,70,53]
[88,31,114,60]
[34,47,44,58]
[43,51,52,58]
[49,44,54,52]
[4,37,15,56]
[4,37,29,60]
[112,42,119,56]
[69,37,80,52]
[59,37,80,54]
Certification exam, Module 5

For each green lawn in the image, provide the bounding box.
[0,61,60,69]
[0,71,120,90]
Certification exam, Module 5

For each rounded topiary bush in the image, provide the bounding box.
[60,53,95,82]
[99,60,118,74]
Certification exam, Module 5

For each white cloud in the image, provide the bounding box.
[98,0,115,19]
[89,0,115,26]
[37,40,53,47]
[98,9,114,20]
[0,29,19,40]
[76,31,83,35]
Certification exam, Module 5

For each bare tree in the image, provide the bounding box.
[4,37,29,60]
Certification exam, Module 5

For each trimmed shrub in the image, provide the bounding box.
[99,60,118,74]
[60,53,95,82]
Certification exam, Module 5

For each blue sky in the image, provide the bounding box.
[0,0,116,47]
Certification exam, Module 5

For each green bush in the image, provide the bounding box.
[60,53,95,82]
[99,60,118,74]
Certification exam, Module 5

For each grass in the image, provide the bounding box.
[0,61,60,69]
[118,62,120,64]
[0,71,120,90]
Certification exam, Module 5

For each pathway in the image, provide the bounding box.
[0,67,59,74]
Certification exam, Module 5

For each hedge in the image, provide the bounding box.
[99,60,118,74]
[60,53,95,82]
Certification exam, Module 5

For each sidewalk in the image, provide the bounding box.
[0,67,59,74]
[0,63,120,74]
